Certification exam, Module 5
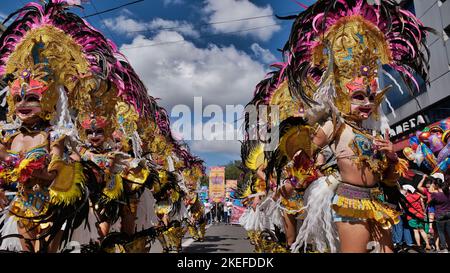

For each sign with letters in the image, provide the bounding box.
[209,167,225,203]
[390,114,427,138]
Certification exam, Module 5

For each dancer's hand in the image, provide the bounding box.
[0,143,10,162]
[373,129,398,162]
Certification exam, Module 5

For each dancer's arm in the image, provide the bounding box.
[0,189,7,210]
[31,136,65,183]
[0,143,8,161]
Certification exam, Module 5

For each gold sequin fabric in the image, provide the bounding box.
[332,183,400,229]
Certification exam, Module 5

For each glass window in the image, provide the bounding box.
[381,65,427,115]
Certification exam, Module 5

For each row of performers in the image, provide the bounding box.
[0,111,206,253]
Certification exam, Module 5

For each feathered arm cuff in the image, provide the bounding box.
[382,158,409,187]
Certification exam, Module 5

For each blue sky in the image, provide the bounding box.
[0,0,317,169]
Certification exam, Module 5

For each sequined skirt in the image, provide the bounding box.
[331,182,400,229]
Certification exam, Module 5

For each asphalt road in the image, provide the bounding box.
[148,223,439,253]
[150,222,253,253]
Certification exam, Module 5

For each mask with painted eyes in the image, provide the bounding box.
[13,93,43,123]
[81,114,108,148]
[85,128,105,148]
[349,92,376,120]
[10,71,49,124]
[347,77,376,121]
[345,76,390,121]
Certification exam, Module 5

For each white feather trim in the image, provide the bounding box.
[0,212,22,252]
[70,207,100,245]
[291,175,340,253]
[135,189,159,230]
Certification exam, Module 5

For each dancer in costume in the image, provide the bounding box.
[0,64,87,252]
[0,1,97,252]
[183,162,206,242]
[239,140,287,253]
[241,0,431,253]
[148,135,186,253]
[111,129,155,238]
[240,69,306,252]
[77,113,152,242]
[280,0,430,253]
[77,114,124,240]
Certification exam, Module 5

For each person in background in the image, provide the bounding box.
[217,202,224,223]
[403,185,432,251]
[204,203,211,225]
[428,173,450,253]
[417,174,440,251]
[392,187,415,252]
[226,200,233,224]
[211,203,217,224]
[223,200,230,224]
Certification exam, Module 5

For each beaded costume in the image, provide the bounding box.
[183,163,207,242]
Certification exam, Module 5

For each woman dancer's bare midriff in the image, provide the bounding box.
[337,158,379,187]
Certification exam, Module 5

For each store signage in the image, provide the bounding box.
[390,114,427,137]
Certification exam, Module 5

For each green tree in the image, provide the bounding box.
[224,160,243,180]
[200,175,209,187]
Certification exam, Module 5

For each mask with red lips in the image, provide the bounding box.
[10,70,48,124]
[346,77,378,121]
[81,114,108,148]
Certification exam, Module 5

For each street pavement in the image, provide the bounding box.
[150,222,253,253]
[149,222,439,253]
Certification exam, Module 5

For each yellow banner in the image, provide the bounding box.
[209,167,225,203]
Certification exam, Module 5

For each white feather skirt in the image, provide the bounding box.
[239,208,256,231]
[135,188,158,231]
[69,207,100,246]
[257,197,285,233]
[0,212,22,252]
[290,175,340,253]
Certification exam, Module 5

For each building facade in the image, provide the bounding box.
[387,0,450,151]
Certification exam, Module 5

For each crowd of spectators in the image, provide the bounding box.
[393,172,450,253]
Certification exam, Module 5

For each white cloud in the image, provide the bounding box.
[188,120,242,155]
[118,18,270,157]
[147,18,199,38]
[203,0,281,41]
[103,15,199,38]
[120,8,134,16]
[120,32,267,111]
[250,43,276,64]
[190,139,241,156]
[0,11,7,21]
[163,0,184,5]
